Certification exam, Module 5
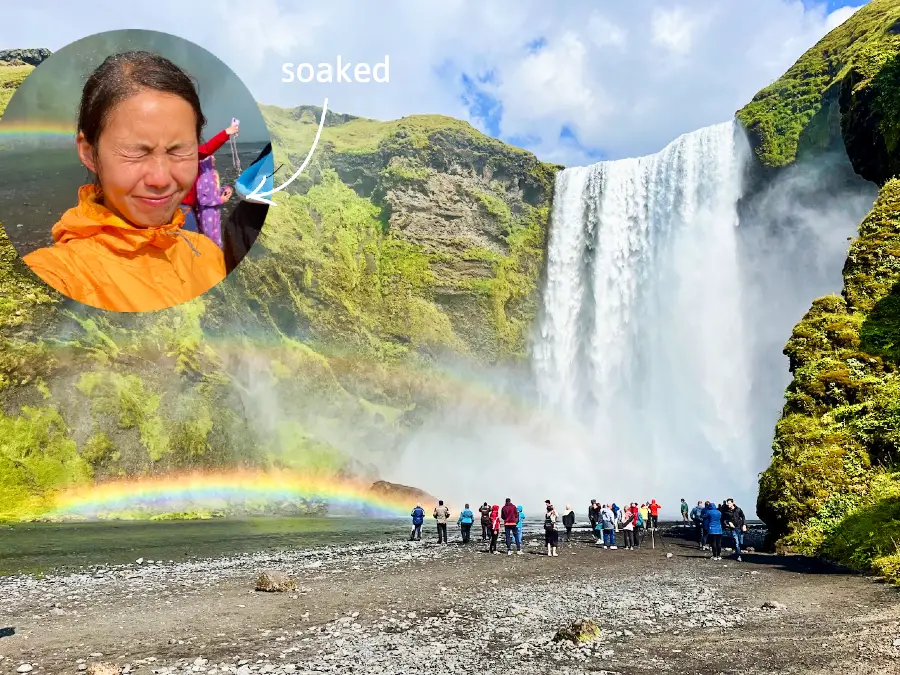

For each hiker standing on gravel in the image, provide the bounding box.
[599,504,617,549]
[409,503,425,541]
[680,499,689,524]
[589,500,601,542]
[690,501,704,547]
[620,504,636,550]
[562,504,575,541]
[703,501,724,560]
[501,498,521,555]
[544,503,559,556]
[700,501,712,550]
[488,504,501,554]
[479,502,491,541]
[433,500,450,544]
[516,504,525,548]
[632,503,644,548]
[457,503,475,544]
[724,498,746,562]
[648,499,661,530]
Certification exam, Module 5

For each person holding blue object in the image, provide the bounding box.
[457,503,474,543]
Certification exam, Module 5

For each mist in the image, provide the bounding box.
[384,121,878,521]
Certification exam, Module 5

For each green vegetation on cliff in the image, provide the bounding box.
[759,180,900,581]
[737,0,900,169]
[0,58,559,520]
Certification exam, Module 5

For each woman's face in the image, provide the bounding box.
[77,89,199,228]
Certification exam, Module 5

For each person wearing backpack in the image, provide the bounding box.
[433,500,450,544]
[516,504,525,549]
[544,504,559,556]
[457,503,475,544]
[479,502,491,541]
[501,498,521,555]
[703,501,724,560]
[632,502,644,548]
[690,501,704,547]
[409,503,425,541]
[600,504,617,549]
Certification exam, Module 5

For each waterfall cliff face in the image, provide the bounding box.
[533,122,759,500]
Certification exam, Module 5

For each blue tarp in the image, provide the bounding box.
[235,143,275,201]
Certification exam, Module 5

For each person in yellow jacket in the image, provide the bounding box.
[23,50,225,312]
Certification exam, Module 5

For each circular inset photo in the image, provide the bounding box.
[0,29,273,313]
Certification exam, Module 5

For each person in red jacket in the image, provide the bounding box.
[648,499,661,530]
[488,504,501,554]
[180,123,239,230]
[501,498,521,555]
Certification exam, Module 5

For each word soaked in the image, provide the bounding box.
[281,56,390,84]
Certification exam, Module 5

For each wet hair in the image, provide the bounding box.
[78,50,206,147]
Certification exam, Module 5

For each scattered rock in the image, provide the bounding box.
[16,665,33,674]
[893,637,900,648]
[761,601,786,610]
[666,553,673,558]
[255,571,297,592]
[553,619,602,644]
[87,663,119,675]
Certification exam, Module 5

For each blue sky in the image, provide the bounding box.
[0,0,871,166]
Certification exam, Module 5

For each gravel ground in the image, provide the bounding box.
[1,527,898,675]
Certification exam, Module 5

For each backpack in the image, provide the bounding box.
[544,512,556,530]
[636,512,644,527]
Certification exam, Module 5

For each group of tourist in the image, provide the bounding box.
[409,496,748,561]
[684,497,748,561]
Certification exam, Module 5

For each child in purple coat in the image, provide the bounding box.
[193,155,232,248]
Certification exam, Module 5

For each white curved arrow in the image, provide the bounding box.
[246,97,329,206]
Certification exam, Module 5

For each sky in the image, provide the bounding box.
[0,1,870,166]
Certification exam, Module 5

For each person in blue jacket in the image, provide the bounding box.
[516,505,525,547]
[409,503,425,541]
[702,501,724,560]
[457,503,475,543]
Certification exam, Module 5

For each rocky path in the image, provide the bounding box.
[1,530,898,674]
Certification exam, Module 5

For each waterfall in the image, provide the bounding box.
[533,121,758,498]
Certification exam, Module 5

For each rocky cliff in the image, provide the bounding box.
[0,58,560,520]
[744,0,900,582]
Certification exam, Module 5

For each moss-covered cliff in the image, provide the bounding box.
[0,58,560,520]
[748,0,900,581]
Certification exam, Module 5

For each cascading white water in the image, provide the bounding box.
[534,121,757,497]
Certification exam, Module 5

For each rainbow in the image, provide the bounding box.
[0,120,76,139]
[44,469,421,520]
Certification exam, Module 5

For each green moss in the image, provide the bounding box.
[0,406,92,521]
[471,190,513,228]
[737,0,900,167]
[76,372,169,463]
[760,178,900,581]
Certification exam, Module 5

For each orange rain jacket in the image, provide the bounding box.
[23,184,226,312]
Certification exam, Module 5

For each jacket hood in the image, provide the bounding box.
[516,505,523,512]
[53,184,187,255]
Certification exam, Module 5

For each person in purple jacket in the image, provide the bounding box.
[193,154,232,248]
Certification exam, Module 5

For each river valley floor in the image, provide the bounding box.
[1,527,898,675]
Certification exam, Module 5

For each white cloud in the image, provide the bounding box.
[587,13,628,50]
[826,5,861,30]
[0,0,870,165]
[651,6,700,55]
